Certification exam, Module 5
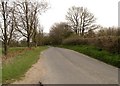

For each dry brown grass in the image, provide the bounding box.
[2,47,34,64]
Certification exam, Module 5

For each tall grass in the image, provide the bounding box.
[2,46,48,84]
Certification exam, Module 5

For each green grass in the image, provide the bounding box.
[8,47,25,52]
[59,45,120,68]
[2,46,48,84]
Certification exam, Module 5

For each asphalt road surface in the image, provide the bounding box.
[40,47,118,84]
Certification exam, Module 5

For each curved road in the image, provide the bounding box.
[40,47,118,84]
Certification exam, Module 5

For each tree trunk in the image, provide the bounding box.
[4,18,8,55]
[2,1,8,55]
[27,36,30,48]
[4,41,7,55]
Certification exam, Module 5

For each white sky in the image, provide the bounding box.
[39,0,119,33]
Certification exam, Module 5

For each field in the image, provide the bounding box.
[60,45,120,68]
[2,46,48,84]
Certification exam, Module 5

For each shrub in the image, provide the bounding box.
[95,36,120,54]
[62,36,120,54]
[62,36,89,45]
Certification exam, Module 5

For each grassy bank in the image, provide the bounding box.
[2,46,47,84]
[60,45,120,68]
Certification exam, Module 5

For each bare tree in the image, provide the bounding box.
[0,1,8,55]
[32,23,44,46]
[66,6,81,34]
[15,0,48,47]
[7,3,16,46]
[66,6,98,36]
[0,1,16,55]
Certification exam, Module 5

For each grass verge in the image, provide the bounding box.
[2,46,47,84]
[59,45,120,68]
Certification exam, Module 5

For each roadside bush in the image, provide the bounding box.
[95,36,120,54]
[62,36,120,54]
[62,36,89,45]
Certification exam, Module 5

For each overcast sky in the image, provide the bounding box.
[39,0,119,33]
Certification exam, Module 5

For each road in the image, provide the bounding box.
[40,47,118,84]
[13,47,118,84]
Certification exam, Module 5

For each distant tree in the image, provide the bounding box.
[117,27,120,36]
[106,27,118,36]
[9,39,19,47]
[66,6,98,36]
[20,38,27,47]
[49,22,73,45]
[42,35,51,45]
[97,27,118,36]
[32,24,44,46]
